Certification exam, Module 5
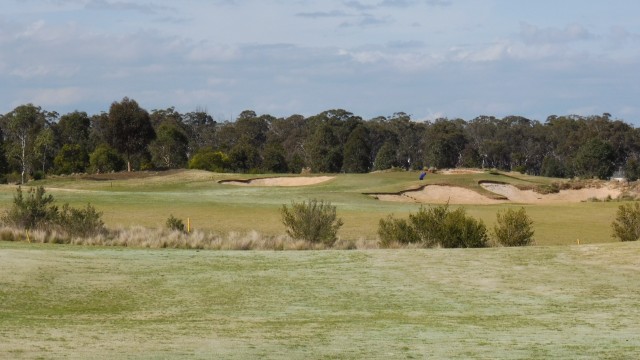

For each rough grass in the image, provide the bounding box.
[0,170,627,245]
[0,225,372,250]
[1,241,639,359]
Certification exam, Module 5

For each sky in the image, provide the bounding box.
[2,0,640,124]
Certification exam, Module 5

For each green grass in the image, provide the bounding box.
[0,169,625,245]
[1,241,639,358]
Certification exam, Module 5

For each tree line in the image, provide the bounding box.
[1,97,639,183]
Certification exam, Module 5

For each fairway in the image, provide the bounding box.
[0,169,630,245]
[1,241,639,358]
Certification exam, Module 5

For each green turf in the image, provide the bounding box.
[0,170,625,245]
[1,241,639,359]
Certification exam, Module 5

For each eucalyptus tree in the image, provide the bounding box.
[1,104,53,183]
[306,123,342,173]
[103,97,155,171]
[149,122,189,169]
[342,125,371,173]
[424,118,467,169]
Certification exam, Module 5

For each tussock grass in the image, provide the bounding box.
[0,225,379,250]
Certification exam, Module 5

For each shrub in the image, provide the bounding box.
[280,199,343,246]
[409,205,448,247]
[378,215,420,247]
[58,203,105,237]
[2,186,105,239]
[493,207,535,246]
[611,202,640,242]
[54,144,88,174]
[438,207,488,248]
[166,214,186,232]
[90,144,125,173]
[188,148,230,172]
[378,204,488,248]
[2,186,58,230]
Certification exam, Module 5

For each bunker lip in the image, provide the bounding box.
[369,181,623,205]
[218,176,335,187]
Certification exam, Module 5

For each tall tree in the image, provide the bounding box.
[425,118,467,168]
[182,109,216,155]
[57,111,92,151]
[574,138,616,179]
[149,121,189,169]
[342,125,371,173]
[374,140,399,170]
[1,104,50,183]
[306,123,342,173]
[104,97,155,171]
[34,127,56,175]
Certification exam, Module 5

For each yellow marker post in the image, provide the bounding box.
[187,218,191,234]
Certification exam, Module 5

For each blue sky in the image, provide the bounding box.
[2,0,640,123]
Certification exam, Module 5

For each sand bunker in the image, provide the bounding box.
[220,176,334,187]
[373,185,505,205]
[440,168,485,175]
[480,183,622,204]
[372,182,623,205]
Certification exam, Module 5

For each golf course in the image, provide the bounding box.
[1,169,639,358]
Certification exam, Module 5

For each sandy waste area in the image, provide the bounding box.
[220,176,334,187]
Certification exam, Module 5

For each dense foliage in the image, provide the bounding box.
[493,208,535,246]
[280,199,344,246]
[378,204,488,248]
[611,202,640,242]
[0,100,637,180]
[2,186,105,237]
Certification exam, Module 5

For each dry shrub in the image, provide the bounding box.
[280,199,343,246]
[378,204,488,248]
[612,202,640,242]
[493,208,535,246]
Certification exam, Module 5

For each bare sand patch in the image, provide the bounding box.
[440,168,486,175]
[220,176,334,187]
[480,183,622,204]
[373,185,505,205]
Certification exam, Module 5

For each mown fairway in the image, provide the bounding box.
[1,241,639,359]
[0,170,627,245]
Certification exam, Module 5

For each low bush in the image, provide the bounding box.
[280,199,343,246]
[2,186,105,239]
[378,204,488,248]
[611,202,640,242]
[2,186,58,230]
[438,207,488,248]
[166,214,185,232]
[493,207,535,246]
[378,215,420,247]
[58,203,105,238]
